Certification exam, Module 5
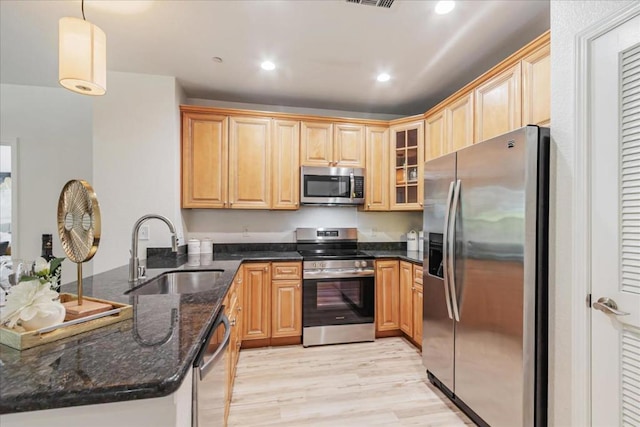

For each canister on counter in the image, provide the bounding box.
[407,230,418,252]
[188,239,201,255]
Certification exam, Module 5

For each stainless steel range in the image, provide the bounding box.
[296,227,375,347]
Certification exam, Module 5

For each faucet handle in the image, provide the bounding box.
[138,265,146,279]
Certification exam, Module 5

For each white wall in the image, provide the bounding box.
[187,98,403,121]
[549,1,635,426]
[0,83,92,284]
[184,208,422,244]
[92,72,185,274]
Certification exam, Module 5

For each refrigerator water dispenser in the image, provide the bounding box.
[427,233,444,278]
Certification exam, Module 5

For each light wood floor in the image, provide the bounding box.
[228,337,474,426]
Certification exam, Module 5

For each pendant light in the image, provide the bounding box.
[58,0,106,95]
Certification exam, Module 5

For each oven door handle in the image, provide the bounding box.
[303,270,375,279]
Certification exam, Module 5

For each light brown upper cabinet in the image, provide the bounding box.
[390,120,424,211]
[333,123,365,167]
[300,121,365,167]
[522,43,551,127]
[425,91,474,162]
[228,116,271,209]
[300,121,334,166]
[447,91,474,152]
[271,120,300,209]
[182,112,228,208]
[425,110,446,163]
[364,126,390,211]
[474,63,522,143]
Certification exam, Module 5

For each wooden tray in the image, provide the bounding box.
[0,293,132,350]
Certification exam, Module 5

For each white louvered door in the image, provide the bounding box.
[591,12,640,427]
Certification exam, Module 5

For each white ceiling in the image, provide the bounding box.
[0,0,549,116]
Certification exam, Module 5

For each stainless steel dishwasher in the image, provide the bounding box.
[192,309,230,427]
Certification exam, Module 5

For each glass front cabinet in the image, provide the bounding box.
[390,119,424,210]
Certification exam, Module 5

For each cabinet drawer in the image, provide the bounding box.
[414,265,423,285]
[271,262,302,280]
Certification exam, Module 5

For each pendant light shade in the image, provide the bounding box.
[59,17,106,96]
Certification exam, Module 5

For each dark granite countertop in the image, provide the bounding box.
[365,250,424,265]
[0,251,301,414]
[211,251,302,262]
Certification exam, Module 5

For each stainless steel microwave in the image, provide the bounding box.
[300,166,365,206]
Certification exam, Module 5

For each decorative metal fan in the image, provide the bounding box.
[57,179,101,310]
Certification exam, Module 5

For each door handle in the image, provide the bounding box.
[593,297,630,316]
[448,179,462,322]
[350,172,355,199]
[442,181,455,320]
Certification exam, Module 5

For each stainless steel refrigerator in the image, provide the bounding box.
[422,126,549,427]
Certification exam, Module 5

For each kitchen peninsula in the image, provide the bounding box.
[0,250,301,425]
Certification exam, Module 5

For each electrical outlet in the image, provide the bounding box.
[242,226,249,237]
[140,225,150,241]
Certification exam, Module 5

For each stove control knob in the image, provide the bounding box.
[354,261,359,268]
[322,262,327,268]
[361,261,367,268]
[313,262,317,268]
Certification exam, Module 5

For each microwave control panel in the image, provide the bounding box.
[353,177,364,198]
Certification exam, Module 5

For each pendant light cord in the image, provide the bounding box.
[81,0,86,20]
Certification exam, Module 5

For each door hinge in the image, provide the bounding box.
[586,293,592,308]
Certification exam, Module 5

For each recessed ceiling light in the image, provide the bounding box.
[212,57,223,63]
[261,61,276,71]
[435,0,455,15]
[377,73,391,82]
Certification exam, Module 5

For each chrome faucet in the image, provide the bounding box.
[129,214,178,283]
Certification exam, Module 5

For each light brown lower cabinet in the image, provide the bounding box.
[271,279,302,338]
[242,263,271,340]
[375,260,400,333]
[241,261,302,346]
[412,266,423,348]
[412,283,423,347]
[399,261,414,336]
[377,260,424,349]
[224,270,243,424]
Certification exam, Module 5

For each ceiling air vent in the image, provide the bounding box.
[346,0,394,8]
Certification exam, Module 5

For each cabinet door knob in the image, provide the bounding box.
[230,318,237,326]
[238,306,242,312]
[296,283,301,289]
[264,267,268,271]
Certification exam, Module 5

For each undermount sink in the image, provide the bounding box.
[126,270,224,295]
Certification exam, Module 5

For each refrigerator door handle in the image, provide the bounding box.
[442,181,455,320]
[448,179,462,322]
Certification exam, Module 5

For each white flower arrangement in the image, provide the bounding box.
[32,256,64,291]
[0,279,65,330]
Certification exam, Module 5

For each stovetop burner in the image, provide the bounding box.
[295,227,372,262]
[297,249,372,261]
